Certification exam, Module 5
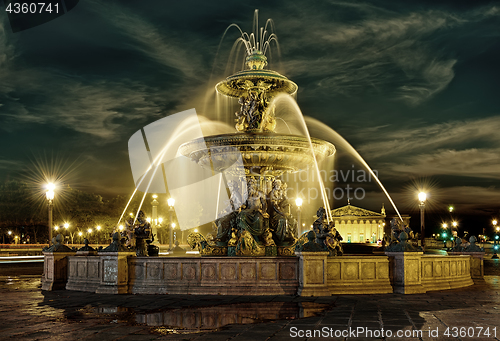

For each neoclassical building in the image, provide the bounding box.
[330,202,386,243]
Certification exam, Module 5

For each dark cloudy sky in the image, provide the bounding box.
[1,0,499,231]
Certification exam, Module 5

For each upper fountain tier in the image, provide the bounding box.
[215,50,298,99]
[180,43,334,175]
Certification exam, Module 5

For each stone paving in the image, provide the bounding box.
[0,261,499,340]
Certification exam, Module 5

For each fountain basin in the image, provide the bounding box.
[179,133,335,176]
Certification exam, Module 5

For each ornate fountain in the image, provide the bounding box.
[181,48,336,256]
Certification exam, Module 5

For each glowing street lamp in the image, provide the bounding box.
[493,220,499,259]
[295,198,303,237]
[151,194,160,244]
[96,225,101,245]
[418,192,426,248]
[442,223,448,248]
[46,183,55,244]
[168,198,175,251]
[78,231,83,244]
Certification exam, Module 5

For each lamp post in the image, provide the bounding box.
[46,183,55,244]
[295,198,303,237]
[151,194,160,244]
[493,220,498,259]
[418,192,426,248]
[442,223,448,248]
[168,198,175,251]
[96,225,101,246]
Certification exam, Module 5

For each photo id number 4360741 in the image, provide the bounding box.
[5,2,60,14]
[443,326,497,338]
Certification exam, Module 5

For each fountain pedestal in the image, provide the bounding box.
[295,251,331,297]
[41,251,76,290]
[386,252,425,294]
[95,251,135,294]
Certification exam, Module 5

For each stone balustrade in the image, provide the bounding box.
[45,249,480,296]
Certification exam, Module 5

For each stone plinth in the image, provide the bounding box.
[386,252,425,294]
[295,251,330,297]
[326,256,392,294]
[95,252,135,294]
[66,253,101,292]
[448,252,484,280]
[41,251,76,291]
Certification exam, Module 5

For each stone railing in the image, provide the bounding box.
[420,255,474,291]
[45,248,480,296]
[128,256,299,295]
[326,255,392,294]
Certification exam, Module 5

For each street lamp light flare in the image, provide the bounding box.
[88,229,92,233]
[96,225,101,231]
[452,221,458,227]
[64,223,69,229]
[78,232,83,236]
[295,198,303,207]
[168,198,175,207]
[442,223,448,228]
[418,192,426,202]
[493,220,498,226]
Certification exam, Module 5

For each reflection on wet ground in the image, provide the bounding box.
[86,301,332,334]
[0,261,499,340]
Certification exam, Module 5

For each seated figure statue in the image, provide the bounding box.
[312,207,343,256]
[214,180,243,244]
[269,179,295,243]
[235,178,268,255]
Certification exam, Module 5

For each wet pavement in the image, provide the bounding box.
[0,261,499,340]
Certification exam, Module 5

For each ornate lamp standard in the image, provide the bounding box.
[442,223,448,248]
[167,198,175,251]
[493,220,499,259]
[96,225,101,246]
[295,198,303,237]
[151,194,160,244]
[418,192,427,248]
[45,183,55,244]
